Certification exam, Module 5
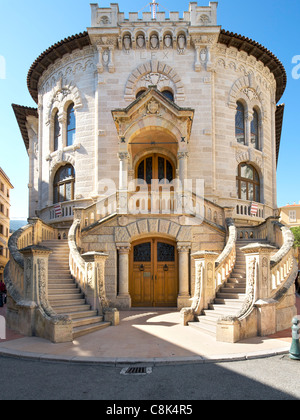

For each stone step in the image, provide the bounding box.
[220,286,246,293]
[73,322,111,339]
[53,304,92,314]
[72,315,105,328]
[214,296,245,305]
[50,298,86,307]
[65,310,98,320]
[48,283,77,290]
[188,321,216,336]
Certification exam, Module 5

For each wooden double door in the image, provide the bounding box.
[129,238,178,307]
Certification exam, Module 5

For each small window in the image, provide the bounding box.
[235,101,245,145]
[136,89,147,99]
[53,164,75,204]
[251,109,259,150]
[236,163,260,203]
[289,210,297,223]
[53,111,60,151]
[67,104,76,147]
[162,90,174,102]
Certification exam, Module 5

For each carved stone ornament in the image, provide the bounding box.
[150,34,159,50]
[147,99,159,114]
[164,35,172,49]
[177,34,186,52]
[123,35,131,51]
[137,34,145,49]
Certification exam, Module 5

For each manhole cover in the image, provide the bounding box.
[120,366,152,375]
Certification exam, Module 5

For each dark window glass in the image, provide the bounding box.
[157,242,175,262]
[54,112,60,151]
[251,109,259,149]
[162,90,174,102]
[158,157,165,181]
[146,157,153,185]
[53,164,75,204]
[236,163,260,203]
[136,89,147,99]
[137,159,145,182]
[134,242,151,262]
[67,104,76,147]
[235,102,245,145]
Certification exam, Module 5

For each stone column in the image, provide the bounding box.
[116,243,131,309]
[82,251,119,326]
[177,242,191,309]
[240,242,278,337]
[177,152,188,186]
[118,153,129,214]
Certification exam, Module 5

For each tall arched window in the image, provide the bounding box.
[53,111,60,151]
[235,101,245,145]
[236,163,260,203]
[66,104,76,147]
[53,164,75,204]
[251,109,259,150]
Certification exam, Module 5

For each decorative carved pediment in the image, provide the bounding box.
[111,86,194,143]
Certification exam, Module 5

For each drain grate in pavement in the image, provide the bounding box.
[120,366,152,375]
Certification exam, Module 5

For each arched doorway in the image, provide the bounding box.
[129,238,178,307]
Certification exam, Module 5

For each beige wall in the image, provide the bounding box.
[0,168,13,282]
[280,205,300,227]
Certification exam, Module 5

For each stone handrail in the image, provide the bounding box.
[5,218,72,343]
[216,220,298,343]
[181,218,236,325]
[68,217,87,292]
[215,218,237,288]
[68,214,119,324]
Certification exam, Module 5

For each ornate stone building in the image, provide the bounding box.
[0,168,13,284]
[7,2,297,343]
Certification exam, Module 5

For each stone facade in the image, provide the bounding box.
[0,168,13,283]
[13,2,290,315]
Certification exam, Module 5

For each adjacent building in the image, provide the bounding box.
[0,168,13,283]
[280,203,300,228]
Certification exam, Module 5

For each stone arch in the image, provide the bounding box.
[115,218,192,244]
[48,154,76,206]
[228,74,266,120]
[46,81,83,125]
[124,60,185,102]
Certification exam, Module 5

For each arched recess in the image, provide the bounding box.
[228,74,266,120]
[46,81,83,125]
[48,154,76,205]
[124,60,185,102]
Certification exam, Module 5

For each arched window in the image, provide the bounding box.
[236,163,260,203]
[251,109,259,150]
[137,154,174,185]
[53,111,60,151]
[162,90,174,102]
[66,104,76,147]
[53,164,75,204]
[136,89,147,99]
[235,101,245,145]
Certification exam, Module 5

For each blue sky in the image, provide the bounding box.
[0,0,299,218]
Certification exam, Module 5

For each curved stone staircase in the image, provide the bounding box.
[188,239,268,336]
[42,239,110,339]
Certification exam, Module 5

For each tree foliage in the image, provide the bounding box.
[291,227,300,248]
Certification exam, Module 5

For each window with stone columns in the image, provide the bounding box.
[235,101,245,145]
[251,108,260,150]
[53,164,75,204]
[66,103,76,147]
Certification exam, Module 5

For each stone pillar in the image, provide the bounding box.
[116,243,131,309]
[177,152,188,186]
[240,242,278,337]
[118,153,129,214]
[177,242,191,309]
[192,251,219,312]
[82,251,119,326]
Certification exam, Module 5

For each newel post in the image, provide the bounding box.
[240,243,277,337]
[181,250,218,326]
[82,252,119,326]
[19,245,52,336]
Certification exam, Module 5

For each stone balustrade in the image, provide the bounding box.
[5,218,73,342]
